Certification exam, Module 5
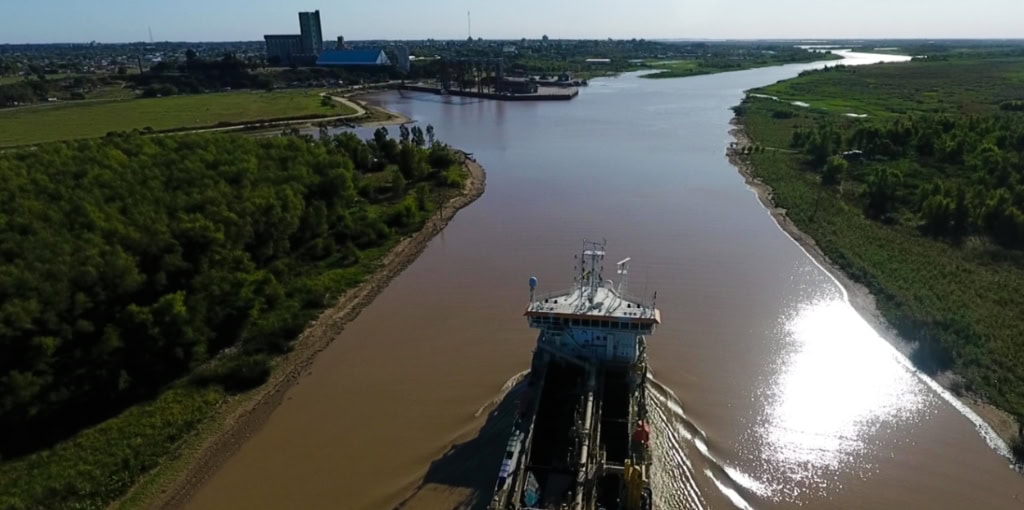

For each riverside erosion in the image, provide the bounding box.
[184,51,1024,510]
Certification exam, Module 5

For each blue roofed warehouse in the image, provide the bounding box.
[316,49,392,67]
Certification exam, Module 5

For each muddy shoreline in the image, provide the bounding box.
[726,118,1020,452]
[141,152,486,510]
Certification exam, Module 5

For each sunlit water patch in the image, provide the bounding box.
[749,297,935,499]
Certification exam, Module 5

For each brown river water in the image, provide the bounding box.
[186,52,1024,509]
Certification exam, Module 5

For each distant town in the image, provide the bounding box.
[2,9,1022,106]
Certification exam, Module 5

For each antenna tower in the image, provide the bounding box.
[616,257,631,296]
[467,11,472,39]
[148,26,153,43]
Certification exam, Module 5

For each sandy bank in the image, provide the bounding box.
[128,151,486,510]
[726,119,1021,452]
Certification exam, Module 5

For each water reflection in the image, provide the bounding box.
[757,297,934,495]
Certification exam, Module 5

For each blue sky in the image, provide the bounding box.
[2,0,1022,43]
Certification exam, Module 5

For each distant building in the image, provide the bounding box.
[336,36,349,50]
[496,78,538,95]
[395,46,410,74]
[264,9,325,66]
[264,35,302,66]
[316,49,392,67]
[298,10,324,55]
[585,58,612,64]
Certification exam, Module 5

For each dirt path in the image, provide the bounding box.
[167,90,407,137]
[145,153,486,510]
[726,119,1021,451]
[321,92,366,117]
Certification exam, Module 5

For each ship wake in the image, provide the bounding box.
[646,374,762,510]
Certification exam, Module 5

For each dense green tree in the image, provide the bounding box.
[922,193,955,235]
[864,166,903,220]
[821,155,847,187]
[0,130,463,459]
[411,126,426,148]
[795,111,1024,247]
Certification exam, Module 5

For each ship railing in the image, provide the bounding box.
[530,288,575,303]
[529,289,658,319]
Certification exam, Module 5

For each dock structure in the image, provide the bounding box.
[401,83,579,101]
[409,55,580,101]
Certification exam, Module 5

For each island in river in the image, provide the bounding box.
[733,53,1024,459]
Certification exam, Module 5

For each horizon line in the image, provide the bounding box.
[3,36,1024,46]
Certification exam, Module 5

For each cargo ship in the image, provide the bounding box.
[488,240,660,510]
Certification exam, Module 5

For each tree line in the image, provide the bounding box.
[791,112,1024,247]
[0,74,120,106]
[0,126,462,459]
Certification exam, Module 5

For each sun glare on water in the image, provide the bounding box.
[756,297,934,494]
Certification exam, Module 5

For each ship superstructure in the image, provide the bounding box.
[489,240,659,510]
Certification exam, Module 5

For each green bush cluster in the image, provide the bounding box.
[0,127,465,509]
[0,386,223,510]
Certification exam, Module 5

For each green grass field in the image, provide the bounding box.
[0,89,352,146]
[754,57,1024,117]
[642,52,843,79]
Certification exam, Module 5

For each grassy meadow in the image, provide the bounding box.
[0,89,351,146]
[643,52,842,79]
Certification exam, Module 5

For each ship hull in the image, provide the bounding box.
[488,343,653,510]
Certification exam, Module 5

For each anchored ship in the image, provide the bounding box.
[488,240,660,510]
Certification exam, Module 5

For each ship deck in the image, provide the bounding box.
[526,285,661,323]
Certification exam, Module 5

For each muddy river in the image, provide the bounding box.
[186,51,1023,509]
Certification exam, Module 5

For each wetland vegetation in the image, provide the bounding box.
[736,55,1024,450]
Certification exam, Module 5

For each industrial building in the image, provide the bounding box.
[315,49,392,67]
[298,10,323,55]
[264,35,302,66]
[263,10,324,66]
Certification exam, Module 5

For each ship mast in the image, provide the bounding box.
[579,239,606,305]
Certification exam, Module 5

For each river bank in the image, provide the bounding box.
[111,149,486,510]
[726,120,1021,456]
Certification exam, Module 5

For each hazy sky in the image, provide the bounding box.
[2,0,1022,44]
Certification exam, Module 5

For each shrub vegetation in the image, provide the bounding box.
[0,125,466,508]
